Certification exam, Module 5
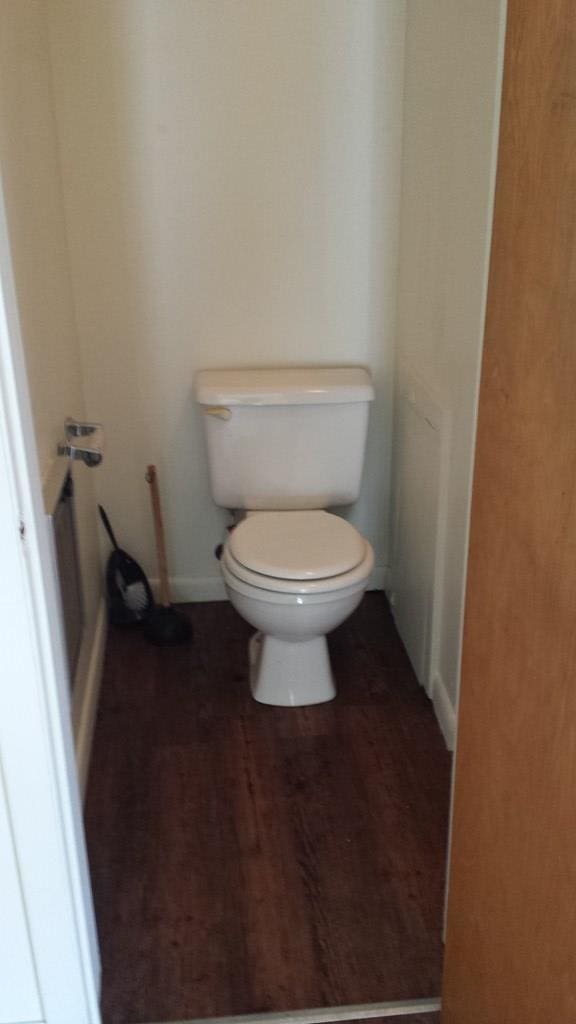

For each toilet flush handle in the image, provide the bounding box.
[204,406,232,421]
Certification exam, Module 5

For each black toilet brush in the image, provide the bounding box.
[143,464,192,646]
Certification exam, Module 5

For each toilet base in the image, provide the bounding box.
[249,632,336,707]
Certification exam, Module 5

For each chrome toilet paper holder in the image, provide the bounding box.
[57,417,104,468]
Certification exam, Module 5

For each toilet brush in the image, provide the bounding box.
[143,464,192,646]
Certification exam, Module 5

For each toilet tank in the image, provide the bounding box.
[195,367,374,510]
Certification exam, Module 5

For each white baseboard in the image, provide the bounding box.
[432,672,457,751]
[151,564,389,604]
[367,564,389,592]
[74,599,107,799]
[150,575,228,602]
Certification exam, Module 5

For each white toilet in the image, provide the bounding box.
[195,367,375,706]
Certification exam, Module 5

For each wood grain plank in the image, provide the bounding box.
[85,595,450,1023]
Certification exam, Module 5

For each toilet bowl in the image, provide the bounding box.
[220,511,374,706]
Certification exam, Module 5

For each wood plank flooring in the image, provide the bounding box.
[85,593,451,1024]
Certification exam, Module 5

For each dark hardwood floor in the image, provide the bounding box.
[85,593,451,1024]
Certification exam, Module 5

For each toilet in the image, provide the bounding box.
[195,367,375,706]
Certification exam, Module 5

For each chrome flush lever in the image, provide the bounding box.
[204,406,232,421]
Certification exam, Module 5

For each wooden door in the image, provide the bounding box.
[443,2,576,1021]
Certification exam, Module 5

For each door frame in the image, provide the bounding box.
[0,171,101,1022]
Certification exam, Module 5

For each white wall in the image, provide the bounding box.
[0,2,104,775]
[392,0,506,745]
[1,0,505,758]
[48,0,406,597]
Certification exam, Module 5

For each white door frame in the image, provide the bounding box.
[0,172,101,1022]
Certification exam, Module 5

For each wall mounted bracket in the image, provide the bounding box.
[57,417,104,468]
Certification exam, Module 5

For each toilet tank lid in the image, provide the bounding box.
[195,367,374,406]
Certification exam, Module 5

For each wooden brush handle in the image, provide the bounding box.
[146,465,171,607]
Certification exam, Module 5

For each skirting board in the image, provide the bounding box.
[432,672,457,751]
[369,564,389,592]
[151,565,389,604]
[151,575,227,603]
[74,599,107,799]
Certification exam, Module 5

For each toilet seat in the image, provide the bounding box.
[224,511,374,595]
[229,510,366,579]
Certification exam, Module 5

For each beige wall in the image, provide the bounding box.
[0,4,81,478]
[0,0,505,755]
[0,1,102,748]
[48,0,406,596]
[393,0,505,735]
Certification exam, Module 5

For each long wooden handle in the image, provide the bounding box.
[146,465,171,606]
